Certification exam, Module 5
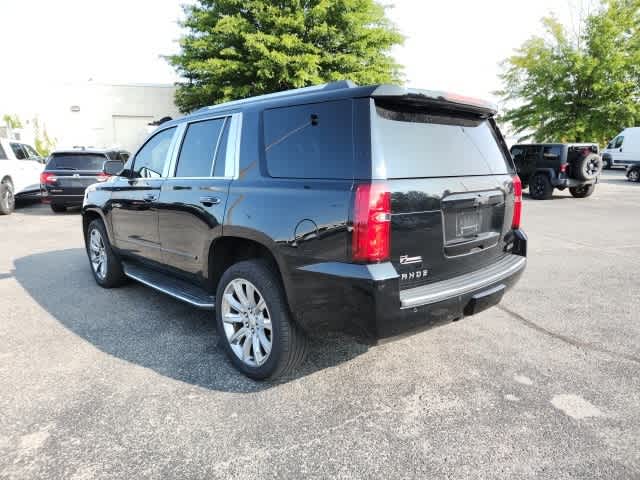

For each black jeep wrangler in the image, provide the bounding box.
[82,82,527,379]
[510,143,602,200]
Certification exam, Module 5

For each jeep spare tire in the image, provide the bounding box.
[575,153,603,181]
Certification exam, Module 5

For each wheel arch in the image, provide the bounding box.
[206,231,296,317]
[534,168,557,180]
[82,208,114,243]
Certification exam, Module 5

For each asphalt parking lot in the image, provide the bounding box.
[1,169,639,479]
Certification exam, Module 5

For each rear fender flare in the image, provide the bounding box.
[535,168,557,181]
[210,226,296,308]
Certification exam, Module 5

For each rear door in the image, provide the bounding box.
[158,114,239,276]
[610,135,626,165]
[371,100,517,289]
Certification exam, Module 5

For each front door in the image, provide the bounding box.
[608,135,626,165]
[158,115,237,277]
[110,126,178,263]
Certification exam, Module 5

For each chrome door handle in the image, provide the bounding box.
[143,193,157,202]
[200,196,220,206]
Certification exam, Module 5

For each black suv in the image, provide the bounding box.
[42,149,129,212]
[82,82,527,379]
[510,143,602,200]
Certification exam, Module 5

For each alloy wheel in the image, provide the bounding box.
[221,278,272,367]
[533,177,545,196]
[2,182,14,211]
[630,170,640,182]
[89,228,108,280]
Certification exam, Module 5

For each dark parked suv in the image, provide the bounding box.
[42,149,129,212]
[510,143,602,200]
[82,82,527,379]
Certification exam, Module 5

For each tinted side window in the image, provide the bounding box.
[132,127,176,178]
[523,146,541,161]
[0,144,6,160]
[543,146,562,159]
[264,99,354,179]
[23,145,40,159]
[10,143,27,160]
[614,136,624,148]
[511,147,524,160]
[175,118,225,177]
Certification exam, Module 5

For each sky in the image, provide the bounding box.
[2,0,582,107]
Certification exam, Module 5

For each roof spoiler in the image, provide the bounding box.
[371,85,497,115]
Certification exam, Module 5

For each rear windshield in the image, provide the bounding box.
[48,153,108,171]
[373,105,511,178]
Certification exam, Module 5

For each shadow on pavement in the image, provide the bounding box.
[598,177,638,186]
[14,201,81,215]
[14,248,369,392]
[522,192,572,201]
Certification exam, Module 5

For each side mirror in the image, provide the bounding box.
[103,160,124,176]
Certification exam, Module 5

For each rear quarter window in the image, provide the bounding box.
[373,105,511,178]
[263,99,354,179]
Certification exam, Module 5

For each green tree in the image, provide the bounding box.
[2,114,23,130]
[168,0,404,113]
[32,118,56,156]
[497,0,640,145]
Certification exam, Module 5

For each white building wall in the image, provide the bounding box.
[0,81,181,153]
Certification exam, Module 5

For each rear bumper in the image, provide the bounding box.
[292,229,527,343]
[41,192,85,206]
[553,175,597,188]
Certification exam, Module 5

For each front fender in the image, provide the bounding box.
[81,205,114,245]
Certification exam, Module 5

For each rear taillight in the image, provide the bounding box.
[352,183,391,263]
[559,163,568,173]
[96,172,111,182]
[40,172,57,185]
[512,175,522,229]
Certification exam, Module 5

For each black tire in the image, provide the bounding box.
[85,219,126,288]
[575,153,603,180]
[569,184,595,198]
[50,203,67,213]
[627,168,640,183]
[602,155,612,170]
[0,179,15,215]
[215,259,307,380]
[530,173,553,200]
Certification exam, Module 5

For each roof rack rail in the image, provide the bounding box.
[195,80,358,113]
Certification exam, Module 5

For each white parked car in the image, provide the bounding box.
[0,138,45,215]
[602,127,640,169]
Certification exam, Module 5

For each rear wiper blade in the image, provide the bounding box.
[55,167,78,170]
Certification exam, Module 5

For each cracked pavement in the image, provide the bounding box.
[0,169,639,479]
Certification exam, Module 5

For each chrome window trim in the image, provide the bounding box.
[165,123,187,178]
[226,113,242,178]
